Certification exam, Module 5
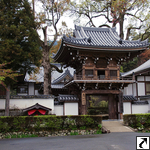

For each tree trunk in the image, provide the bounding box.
[119,14,124,39]
[43,46,52,95]
[42,26,52,95]
[5,85,10,116]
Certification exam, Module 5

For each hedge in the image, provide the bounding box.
[123,114,150,130]
[0,115,102,133]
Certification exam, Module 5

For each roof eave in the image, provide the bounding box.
[63,42,148,52]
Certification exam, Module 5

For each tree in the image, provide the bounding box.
[33,0,69,95]
[0,63,19,116]
[50,21,73,63]
[70,0,150,40]
[0,64,19,89]
[122,30,150,72]
[0,0,42,116]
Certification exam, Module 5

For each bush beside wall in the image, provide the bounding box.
[123,114,150,131]
[0,115,102,133]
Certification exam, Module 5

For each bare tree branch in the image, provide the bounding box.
[126,25,143,40]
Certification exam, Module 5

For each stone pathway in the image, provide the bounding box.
[102,120,134,132]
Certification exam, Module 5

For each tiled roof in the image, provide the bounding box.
[54,101,63,105]
[0,95,54,99]
[132,101,149,105]
[123,95,137,102]
[52,69,73,85]
[51,84,66,89]
[58,94,79,102]
[24,64,74,84]
[122,59,150,77]
[62,25,149,49]
[139,95,150,100]
[23,103,52,112]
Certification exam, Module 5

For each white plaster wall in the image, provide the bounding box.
[126,84,133,95]
[145,76,150,81]
[0,98,54,113]
[28,83,34,95]
[35,90,41,95]
[137,76,144,81]
[147,100,150,111]
[54,105,63,116]
[137,83,145,96]
[17,93,27,96]
[132,105,149,114]
[123,102,131,115]
[133,83,137,97]
[123,87,127,95]
[0,99,5,109]
[64,103,78,116]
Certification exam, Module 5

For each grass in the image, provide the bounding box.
[4,134,38,139]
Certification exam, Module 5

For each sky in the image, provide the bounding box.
[32,0,75,41]
[31,0,131,41]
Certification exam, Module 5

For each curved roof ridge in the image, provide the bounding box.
[75,25,116,32]
[52,68,73,84]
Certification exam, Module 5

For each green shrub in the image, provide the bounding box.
[0,115,102,133]
[123,114,150,131]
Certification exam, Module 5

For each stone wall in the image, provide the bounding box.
[0,129,99,139]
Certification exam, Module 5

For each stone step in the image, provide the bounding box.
[102,120,134,133]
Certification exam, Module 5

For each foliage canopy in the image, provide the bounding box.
[0,0,42,74]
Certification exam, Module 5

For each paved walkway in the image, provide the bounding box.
[102,120,134,132]
[0,132,148,150]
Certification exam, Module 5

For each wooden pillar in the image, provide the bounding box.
[132,72,135,80]
[81,91,86,115]
[74,71,76,80]
[108,94,118,119]
[119,92,123,118]
[82,68,85,80]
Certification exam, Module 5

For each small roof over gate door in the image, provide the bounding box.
[23,103,52,115]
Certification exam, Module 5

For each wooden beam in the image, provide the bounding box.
[84,90,121,94]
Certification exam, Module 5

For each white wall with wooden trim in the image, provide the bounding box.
[0,98,54,114]
[123,102,131,115]
[28,83,34,95]
[137,83,145,96]
[123,84,133,95]
[132,104,149,114]
[133,83,137,97]
[54,105,64,116]
[137,76,144,81]
[145,76,150,81]
[64,103,78,116]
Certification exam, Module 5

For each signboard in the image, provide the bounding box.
[82,92,86,105]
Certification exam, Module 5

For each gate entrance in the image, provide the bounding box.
[86,95,108,115]
[86,94,119,119]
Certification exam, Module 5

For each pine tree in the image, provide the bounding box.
[0,0,42,116]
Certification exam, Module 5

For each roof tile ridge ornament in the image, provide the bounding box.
[63,33,92,43]
[140,38,149,46]
[109,28,120,39]
[63,34,85,41]
[75,25,116,32]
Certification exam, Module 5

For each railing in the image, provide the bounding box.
[120,76,133,80]
[74,75,134,81]
[64,75,135,86]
